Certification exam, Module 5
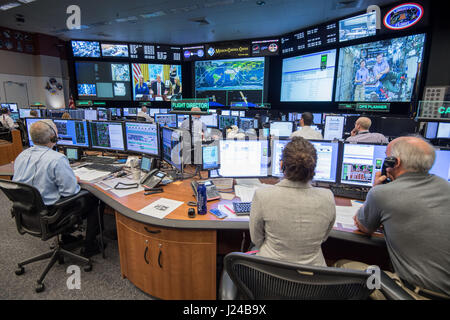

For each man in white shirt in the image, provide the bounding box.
[1,107,18,129]
[180,107,207,165]
[290,112,323,140]
[137,106,154,123]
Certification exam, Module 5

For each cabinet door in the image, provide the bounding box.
[116,219,153,292]
[152,240,216,300]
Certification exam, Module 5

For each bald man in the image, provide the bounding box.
[137,106,154,123]
[13,120,103,257]
[335,137,450,299]
[346,117,388,144]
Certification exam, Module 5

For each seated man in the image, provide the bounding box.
[290,112,323,140]
[346,117,388,144]
[137,106,154,123]
[13,120,103,257]
[1,107,18,129]
[335,137,450,300]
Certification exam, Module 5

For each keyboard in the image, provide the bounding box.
[83,163,123,173]
[330,186,368,201]
[233,202,252,216]
[83,156,116,164]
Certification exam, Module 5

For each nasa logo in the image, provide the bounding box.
[183,50,191,58]
[384,3,424,30]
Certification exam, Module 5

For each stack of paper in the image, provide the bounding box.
[334,201,363,230]
[138,198,184,219]
[73,167,110,182]
[234,185,258,202]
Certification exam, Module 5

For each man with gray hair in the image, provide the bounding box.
[335,136,450,299]
[346,116,388,144]
[13,120,102,257]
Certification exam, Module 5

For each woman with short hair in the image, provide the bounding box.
[249,137,336,266]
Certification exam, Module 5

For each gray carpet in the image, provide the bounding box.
[0,191,152,300]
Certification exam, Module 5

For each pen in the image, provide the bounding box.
[224,205,235,214]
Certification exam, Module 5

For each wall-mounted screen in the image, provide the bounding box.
[339,12,377,42]
[71,40,100,58]
[132,63,182,101]
[101,43,129,57]
[195,57,265,107]
[75,61,131,101]
[281,49,336,102]
[335,33,426,102]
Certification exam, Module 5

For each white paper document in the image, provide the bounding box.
[138,198,184,219]
[334,201,363,229]
[73,167,110,182]
[234,185,258,202]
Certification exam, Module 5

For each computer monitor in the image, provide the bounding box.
[149,108,159,117]
[340,143,387,187]
[84,109,98,121]
[125,122,159,156]
[110,108,122,117]
[271,139,340,183]
[54,119,89,148]
[202,144,220,171]
[123,108,138,117]
[46,110,66,119]
[231,111,240,117]
[159,108,169,114]
[216,140,270,178]
[64,147,81,162]
[140,155,154,172]
[19,108,41,119]
[324,115,345,140]
[10,112,19,121]
[1,103,18,112]
[218,115,239,130]
[200,114,218,127]
[161,127,183,171]
[270,121,294,138]
[177,114,189,128]
[424,122,438,139]
[312,113,323,125]
[155,113,177,128]
[97,108,109,120]
[221,110,230,116]
[68,109,85,119]
[239,117,258,131]
[430,149,450,182]
[437,122,450,139]
[89,121,125,151]
[239,111,246,117]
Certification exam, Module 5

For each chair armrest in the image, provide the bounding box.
[218,270,238,300]
[41,190,90,224]
[379,271,414,300]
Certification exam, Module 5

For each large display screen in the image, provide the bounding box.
[339,12,377,42]
[335,33,426,102]
[281,49,336,102]
[75,61,131,101]
[71,40,100,58]
[195,57,265,107]
[132,63,182,101]
[101,43,129,57]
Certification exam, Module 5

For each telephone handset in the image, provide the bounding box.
[140,169,167,188]
[381,157,397,184]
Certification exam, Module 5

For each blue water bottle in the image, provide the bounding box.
[197,182,207,215]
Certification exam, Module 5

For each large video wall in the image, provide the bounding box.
[69,1,430,113]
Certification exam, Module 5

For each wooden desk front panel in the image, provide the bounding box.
[116,213,217,300]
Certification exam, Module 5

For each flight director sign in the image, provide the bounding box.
[383,3,424,30]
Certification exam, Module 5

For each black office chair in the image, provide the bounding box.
[220,252,414,300]
[0,179,94,293]
[136,116,148,122]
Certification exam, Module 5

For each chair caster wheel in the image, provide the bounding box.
[58,256,64,265]
[83,264,92,272]
[35,283,45,293]
[15,267,25,276]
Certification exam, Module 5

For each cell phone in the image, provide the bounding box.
[209,209,228,219]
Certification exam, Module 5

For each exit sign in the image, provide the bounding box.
[76,100,93,107]
[355,103,390,112]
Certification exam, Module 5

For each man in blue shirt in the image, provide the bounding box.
[372,53,397,97]
[354,59,369,101]
[13,120,102,257]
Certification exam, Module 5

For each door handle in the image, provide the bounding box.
[158,250,162,268]
[144,246,149,264]
[144,226,161,234]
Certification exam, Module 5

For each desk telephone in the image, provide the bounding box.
[140,169,167,189]
[381,157,397,184]
[191,180,221,202]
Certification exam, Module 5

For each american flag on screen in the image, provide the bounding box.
[132,63,143,83]
[68,94,75,109]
